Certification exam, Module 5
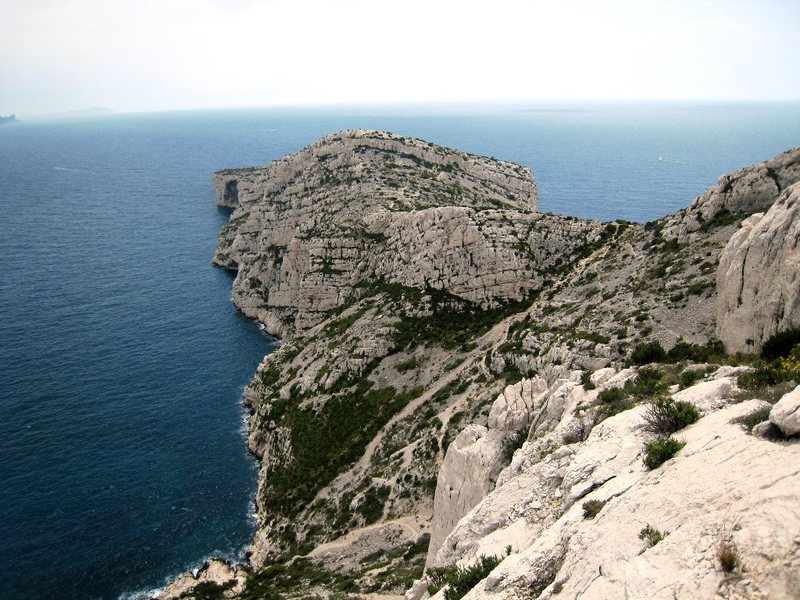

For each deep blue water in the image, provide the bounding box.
[0,103,798,600]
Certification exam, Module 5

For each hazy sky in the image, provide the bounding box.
[1,0,799,115]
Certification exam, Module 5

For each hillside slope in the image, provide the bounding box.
[156,137,800,600]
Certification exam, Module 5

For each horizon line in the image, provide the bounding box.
[13,97,800,120]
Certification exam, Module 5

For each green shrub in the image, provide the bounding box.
[427,554,503,600]
[323,309,366,337]
[581,370,596,390]
[630,341,666,365]
[582,499,606,519]
[686,282,711,296]
[259,364,281,386]
[666,338,725,363]
[262,381,422,521]
[597,385,635,420]
[734,407,771,432]
[643,437,685,470]
[639,524,667,547]
[598,387,624,403]
[502,430,527,463]
[182,580,234,600]
[626,367,665,398]
[761,328,800,360]
[388,286,528,351]
[737,363,797,390]
[679,369,702,388]
[240,557,360,600]
[642,397,700,435]
[357,485,391,524]
[396,357,421,372]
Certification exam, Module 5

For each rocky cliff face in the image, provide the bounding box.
[716,181,800,353]
[425,370,800,600]
[158,139,800,600]
[662,148,800,243]
[213,130,540,337]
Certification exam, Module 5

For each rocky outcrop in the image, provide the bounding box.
[426,424,508,569]
[716,182,800,353]
[662,147,800,242]
[422,373,800,600]
[212,129,544,336]
[771,386,800,436]
[157,559,245,600]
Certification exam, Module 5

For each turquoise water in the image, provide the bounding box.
[0,103,798,599]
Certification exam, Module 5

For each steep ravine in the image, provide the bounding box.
[156,136,800,600]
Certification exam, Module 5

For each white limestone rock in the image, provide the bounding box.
[770,385,800,436]
[212,130,607,337]
[405,577,431,600]
[416,368,800,600]
[426,424,508,568]
[487,377,548,432]
[716,182,800,353]
[155,559,245,600]
[662,147,800,242]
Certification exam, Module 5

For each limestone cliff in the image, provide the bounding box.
[662,147,800,243]
[716,181,800,353]
[425,371,800,600]
[213,130,540,337]
[158,139,800,600]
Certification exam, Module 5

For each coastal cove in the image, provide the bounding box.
[1,103,799,600]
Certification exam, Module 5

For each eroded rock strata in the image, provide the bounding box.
[157,136,800,600]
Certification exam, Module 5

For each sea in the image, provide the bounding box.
[1,102,798,599]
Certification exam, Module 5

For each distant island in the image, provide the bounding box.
[0,114,16,124]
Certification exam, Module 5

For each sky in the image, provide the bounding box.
[1,0,799,116]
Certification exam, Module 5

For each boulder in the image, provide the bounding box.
[770,385,800,436]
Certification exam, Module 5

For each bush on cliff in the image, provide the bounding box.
[666,338,726,363]
[642,397,699,435]
[630,341,667,365]
[761,328,800,360]
[428,554,504,600]
[643,436,685,470]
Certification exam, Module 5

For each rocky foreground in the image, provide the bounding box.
[157,132,800,600]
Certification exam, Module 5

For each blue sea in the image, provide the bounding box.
[1,102,798,599]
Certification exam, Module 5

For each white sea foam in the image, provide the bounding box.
[117,544,251,600]
[54,166,94,174]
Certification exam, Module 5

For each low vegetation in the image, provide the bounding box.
[582,499,606,519]
[238,535,430,599]
[761,328,800,360]
[428,554,505,600]
[717,540,740,573]
[262,378,423,524]
[629,339,726,366]
[643,436,685,470]
[581,370,596,390]
[737,342,800,395]
[734,406,772,432]
[630,341,667,365]
[642,397,700,435]
[639,524,667,548]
